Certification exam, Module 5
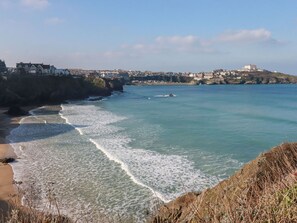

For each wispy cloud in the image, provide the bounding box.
[45,17,64,25]
[102,28,282,59]
[21,0,49,9]
[216,28,272,43]
[103,51,125,59]
[119,35,214,56]
[155,35,198,45]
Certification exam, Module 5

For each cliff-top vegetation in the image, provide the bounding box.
[151,143,297,223]
[0,74,123,107]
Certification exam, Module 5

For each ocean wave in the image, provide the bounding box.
[60,103,218,202]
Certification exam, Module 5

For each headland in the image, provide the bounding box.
[0,73,124,222]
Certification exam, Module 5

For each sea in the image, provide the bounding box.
[7,84,297,222]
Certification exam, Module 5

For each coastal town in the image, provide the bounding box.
[1,58,297,223]
[0,60,71,76]
[0,59,269,79]
[1,59,296,85]
[1,1,297,222]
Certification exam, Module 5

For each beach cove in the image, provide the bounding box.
[0,107,27,221]
[1,85,297,222]
[0,108,22,201]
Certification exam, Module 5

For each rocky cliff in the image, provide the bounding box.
[151,143,297,223]
[0,74,123,106]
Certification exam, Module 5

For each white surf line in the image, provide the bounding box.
[7,107,46,207]
[89,139,169,203]
[27,106,49,124]
[59,105,83,136]
[59,104,169,203]
[15,106,45,125]
[29,106,45,115]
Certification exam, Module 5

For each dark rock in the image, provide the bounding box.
[5,106,28,117]
[106,79,124,92]
[49,90,65,102]
[0,157,15,163]
[0,74,124,106]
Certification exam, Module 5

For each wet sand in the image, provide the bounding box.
[0,105,68,221]
[0,109,21,218]
[0,109,20,202]
[0,106,37,216]
[0,105,61,202]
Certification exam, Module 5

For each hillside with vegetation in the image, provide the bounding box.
[151,143,297,223]
[0,74,123,107]
[125,70,297,85]
[200,71,297,85]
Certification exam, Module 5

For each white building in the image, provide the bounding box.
[16,63,56,75]
[242,64,258,71]
[203,72,214,79]
[55,69,70,76]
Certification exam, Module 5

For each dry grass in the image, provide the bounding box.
[151,143,297,223]
[1,182,72,223]
[198,176,297,223]
[3,143,297,223]
[1,181,139,223]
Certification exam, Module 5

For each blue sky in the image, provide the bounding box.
[0,0,297,73]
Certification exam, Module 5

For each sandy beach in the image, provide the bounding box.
[0,106,38,219]
[0,109,21,202]
[0,109,22,219]
[0,105,74,222]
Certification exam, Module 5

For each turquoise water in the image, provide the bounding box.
[105,85,297,172]
[8,85,297,222]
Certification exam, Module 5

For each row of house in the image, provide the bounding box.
[188,72,215,80]
[16,62,70,76]
[99,71,129,80]
[6,62,265,78]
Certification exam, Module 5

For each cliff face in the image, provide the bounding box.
[0,74,123,106]
[151,143,297,223]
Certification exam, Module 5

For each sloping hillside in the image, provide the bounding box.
[151,143,297,223]
[201,71,297,85]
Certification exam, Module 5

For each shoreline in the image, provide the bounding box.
[0,106,38,216]
[0,108,21,202]
[0,104,81,222]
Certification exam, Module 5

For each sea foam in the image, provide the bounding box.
[60,103,218,202]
